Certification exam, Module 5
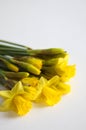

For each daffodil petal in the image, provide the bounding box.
[21,77,39,87]
[11,81,24,94]
[24,86,38,100]
[35,77,47,99]
[48,75,60,87]
[0,99,12,111]
[57,83,71,94]
[36,77,47,90]
[24,77,46,100]
[0,90,11,98]
[60,64,76,81]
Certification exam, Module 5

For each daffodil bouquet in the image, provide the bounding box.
[0,40,76,116]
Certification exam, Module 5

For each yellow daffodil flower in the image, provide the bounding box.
[23,77,46,101]
[21,77,39,87]
[35,75,71,105]
[0,81,32,116]
[42,86,61,106]
[56,82,71,94]
[55,55,76,81]
[42,54,76,81]
[35,76,62,106]
[59,65,76,82]
[47,75,71,95]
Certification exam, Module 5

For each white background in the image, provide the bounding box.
[0,0,86,130]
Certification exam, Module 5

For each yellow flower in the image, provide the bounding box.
[35,76,62,106]
[60,65,76,82]
[23,77,46,101]
[0,81,32,116]
[42,86,61,106]
[61,83,71,94]
[42,54,76,81]
[48,75,60,89]
[55,55,76,81]
[56,82,71,95]
[21,77,39,87]
[35,75,71,105]
[47,75,71,95]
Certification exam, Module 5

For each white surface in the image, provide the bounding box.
[0,0,86,130]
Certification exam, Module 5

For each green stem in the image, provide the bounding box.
[0,47,26,52]
[0,39,26,48]
[0,45,26,51]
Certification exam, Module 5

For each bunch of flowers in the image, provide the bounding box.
[0,40,76,116]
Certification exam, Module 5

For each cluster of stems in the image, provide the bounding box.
[0,40,67,89]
